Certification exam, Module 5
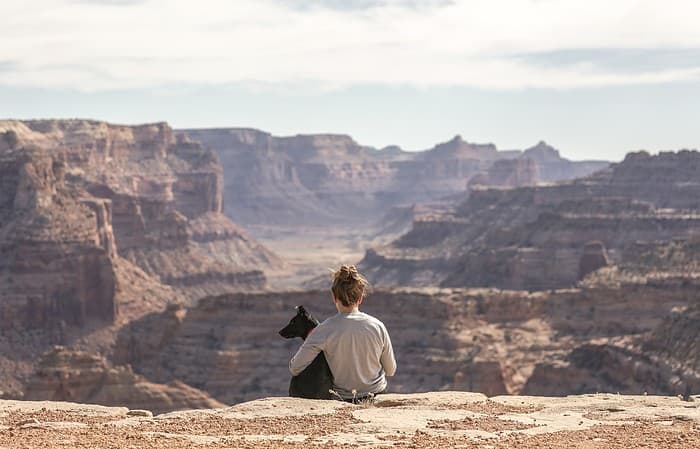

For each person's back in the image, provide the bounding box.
[289,265,396,400]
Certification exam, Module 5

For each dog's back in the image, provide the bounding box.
[288,351,333,399]
[279,306,334,400]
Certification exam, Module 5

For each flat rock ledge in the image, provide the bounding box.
[1,392,699,448]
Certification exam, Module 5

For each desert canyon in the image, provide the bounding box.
[1,119,699,447]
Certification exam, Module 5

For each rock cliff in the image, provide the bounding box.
[522,141,608,182]
[23,346,224,414]
[361,150,700,291]
[0,146,118,331]
[112,280,695,404]
[4,120,697,417]
[647,304,700,374]
[0,119,280,400]
[469,158,538,188]
[181,129,607,228]
[0,119,280,302]
[521,292,700,398]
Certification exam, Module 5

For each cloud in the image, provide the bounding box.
[274,0,453,12]
[514,48,700,73]
[0,61,18,72]
[73,0,148,5]
[275,0,383,11]
[1,0,700,91]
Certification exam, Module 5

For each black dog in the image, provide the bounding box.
[279,306,333,399]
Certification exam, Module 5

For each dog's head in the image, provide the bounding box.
[278,305,320,340]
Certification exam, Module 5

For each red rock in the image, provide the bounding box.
[362,150,700,291]
[0,119,281,401]
[0,120,280,303]
[24,346,225,414]
[112,284,694,403]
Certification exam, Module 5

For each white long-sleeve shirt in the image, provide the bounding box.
[289,311,396,399]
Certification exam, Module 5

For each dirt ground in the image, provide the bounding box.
[1,392,698,449]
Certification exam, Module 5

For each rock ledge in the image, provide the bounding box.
[1,392,698,448]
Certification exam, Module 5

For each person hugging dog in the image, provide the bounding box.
[289,265,396,402]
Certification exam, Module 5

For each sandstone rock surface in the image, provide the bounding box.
[23,346,224,414]
[0,393,698,448]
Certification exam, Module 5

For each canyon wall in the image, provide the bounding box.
[182,128,607,228]
[0,146,118,331]
[361,150,700,291]
[0,120,280,303]
[4,120,697,412]
[112,280,696,405]
[24,346,224,414]
[0,119,281,399]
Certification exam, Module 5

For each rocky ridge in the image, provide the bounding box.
[0,120,280,318]
[181,128,608,228]
[353,150,700,401]
[361,150,700,291]
[22,346,224,414]
[112,280,698,405]
[0,119,280,401]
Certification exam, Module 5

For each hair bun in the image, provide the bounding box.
[336,264,359,282]
[330,265,369,307]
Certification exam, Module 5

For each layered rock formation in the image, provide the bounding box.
[0,146,118,331]
[23,346,224,414]
[0,119,280,401]
[646,303,700,375]
[182,128,607,228]
[5,119,697,414]
[522,291,700,398]
[112,278,695,404]
[362,150,700,291]
[521,140,610,182]
[357,150,700,399]
[468,158,538,188]
[0,119,280,304]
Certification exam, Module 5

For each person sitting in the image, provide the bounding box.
[289,265,396,402]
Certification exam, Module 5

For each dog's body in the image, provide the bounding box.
[279,306,334,399]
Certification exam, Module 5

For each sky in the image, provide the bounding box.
[1,0,699,161]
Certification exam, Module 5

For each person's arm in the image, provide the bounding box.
[289,327,326,376]
[380,325,397,377]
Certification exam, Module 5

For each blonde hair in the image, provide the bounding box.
[331,265,368,307]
